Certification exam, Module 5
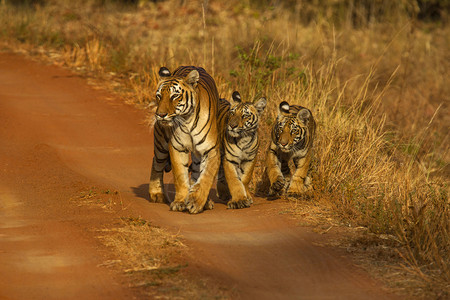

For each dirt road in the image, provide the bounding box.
[0,53,397,299]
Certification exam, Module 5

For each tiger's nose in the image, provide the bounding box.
[156,112,167,118]
[279,139,288,146]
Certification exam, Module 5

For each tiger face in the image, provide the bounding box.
[227,91,267,138]
[155,67,199,127]
[274,101,311,153]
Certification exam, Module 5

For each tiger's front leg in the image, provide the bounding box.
[149,123,170,203]
[241,158,257,205]
[287,152,312,195]
[185,147,220,214]
[149,157,167,203]
[232,158,257,208]
[266,143,286,196]
[169,145,190,212]
[224,158,252,209]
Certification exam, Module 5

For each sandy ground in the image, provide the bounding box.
[0,52,399,299]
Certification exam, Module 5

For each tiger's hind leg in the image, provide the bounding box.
[189,153,201,185]
[216,162,231,201]
[255,168,270,196]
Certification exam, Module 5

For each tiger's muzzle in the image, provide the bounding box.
[277,136,293,152]
[227,125,242,137]
[155,112,176,126]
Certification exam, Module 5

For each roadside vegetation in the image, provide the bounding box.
[98,216,229,299]
[71,186,230,299]
[1,0,448,298]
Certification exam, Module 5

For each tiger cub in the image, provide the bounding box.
[258,101,316,196]
[217,91,267,209]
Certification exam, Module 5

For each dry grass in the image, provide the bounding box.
[97,216,230,299]
[98,217,186,272]
[70,187,229,299]
[70,187,126,211]
[1,0,448,298]
[98,217,186,297]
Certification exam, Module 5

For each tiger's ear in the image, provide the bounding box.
[254,97,267,115]
[185,70,199,88]
[232,91,241,103]
[297,108,311,124]
[159,67,171,79]
[278,101,290,116]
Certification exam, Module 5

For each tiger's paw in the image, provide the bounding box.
[184,193,205,214]
[185,201,203,214]
[287,177,312,195]
[269,176,285,195]
[149,192,166,203]
[287,186,312,196]
[170,201,186,212]
[272,176,285,191]
[204,198,214,210]
[287,187,304,196]
[227,197,252,209]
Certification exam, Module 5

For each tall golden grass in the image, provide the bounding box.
[1,0,448,297]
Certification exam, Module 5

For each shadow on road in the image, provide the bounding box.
[131,183,226,206]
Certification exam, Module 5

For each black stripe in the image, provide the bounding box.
[193,95,211,135]
[192,97,202,132]
[202,144,217,157]
[155,157,168,164]
[172,134,186,147]
[225,147,240,158]
[155,142,169,154]
[171,145,189,153]
[195,118,213,146]
[225,158,239,165]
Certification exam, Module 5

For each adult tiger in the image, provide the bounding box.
[258,101,316,196]
[149,66,220,214]
[216,91,267,209]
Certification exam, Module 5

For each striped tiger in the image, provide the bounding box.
[149,66,221,214]
[217,91,267,209]
[258,101,316,196]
